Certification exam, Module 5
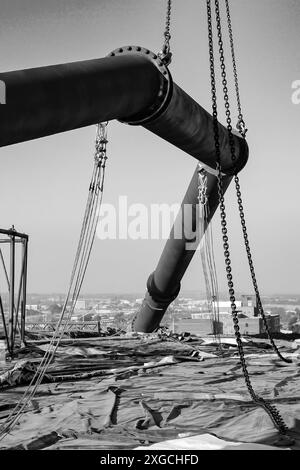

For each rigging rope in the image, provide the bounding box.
[197,165,221,347]
[0,122,109,440]
[206,0,290,435]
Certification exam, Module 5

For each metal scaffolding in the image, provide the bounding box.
[0,227,28,357]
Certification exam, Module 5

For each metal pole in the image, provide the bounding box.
[0,228,28,239]
[133,168,232,332]
[0,295,10,355]
[13,239,27,344]
[0,248,10,290]
[21,239,28,344]
[9,234,15,354]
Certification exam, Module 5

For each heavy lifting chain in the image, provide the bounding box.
[158,0,172,65]
[224,0,291,365]
[206,0,289,435]
[234,176,293,364]
[225,0,247,138]
[197,166,208,206]
[95,121,108,191]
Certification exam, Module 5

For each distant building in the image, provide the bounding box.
[212,295,258,317]
[175,293,279,336]
[216,314,280,336]
[26,304,39,311]
[75,299,87,310]
[260,314,281,334]
[241,294,256,307]
[93,308,114,315]
[215,301,242,309]
[120,299,131,305]
[191,312,212,320]
[219,316,260,336]
[39,304,49,311]
[291,322,300,334]
[174,318,213,336]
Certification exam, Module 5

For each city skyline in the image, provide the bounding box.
[0,0,299,295]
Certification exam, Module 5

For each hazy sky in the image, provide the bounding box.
[0,0,299,295]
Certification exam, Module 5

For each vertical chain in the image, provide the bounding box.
[158,0,173,65]
[197,166,208,206]
[234,174,292,364]
[206,0,289,434]
[223,1,292,364]
[225,0,247,137]
[95,122,108,192]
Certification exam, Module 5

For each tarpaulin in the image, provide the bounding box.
[0,334,299,450]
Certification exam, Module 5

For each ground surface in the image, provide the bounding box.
[0,334,300,450]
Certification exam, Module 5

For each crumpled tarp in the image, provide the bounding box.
[0,334,300,450]
[135,433,286,450]
[0,360,53,388]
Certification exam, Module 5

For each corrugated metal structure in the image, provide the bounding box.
[174,319,213,336]
[175,313,281,337]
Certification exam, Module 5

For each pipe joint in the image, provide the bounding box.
[147,272,180,305]
[109,46,173,126]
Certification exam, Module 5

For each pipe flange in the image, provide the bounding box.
[146,272,181,305]
[108,45,173,126]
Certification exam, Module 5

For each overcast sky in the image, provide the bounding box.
[0,0,299,296]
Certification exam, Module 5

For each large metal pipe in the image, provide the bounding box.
[0,53,164,146]
[0,46,249,333]
[143,84,247,175]
[0,46,248,175]
[133,168,232,332]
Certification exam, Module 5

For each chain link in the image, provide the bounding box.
[234,174,292,364]
[223,1,292,364]
[206,0,289,434]
[197,165,208,206]
[225,0,247,137]
[94,122,108,192]
[158,0,172,65]
[95,122,108,162]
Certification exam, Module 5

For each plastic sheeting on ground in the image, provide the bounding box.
[0,334,299,450]
[135,433,286,450]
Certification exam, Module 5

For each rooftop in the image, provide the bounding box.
[0,333,300,450]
